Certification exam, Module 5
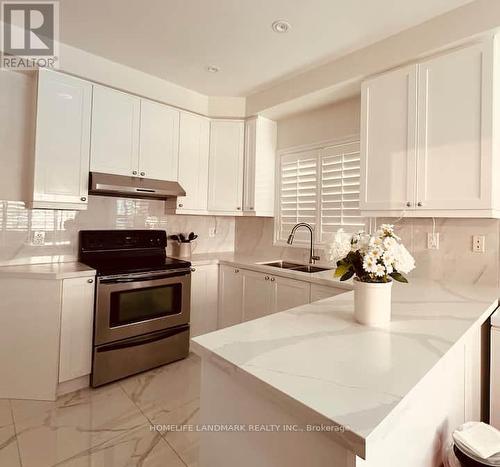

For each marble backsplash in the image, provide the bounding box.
[0,196,235,266]
[1,194,498,287]
[234,217,500,286]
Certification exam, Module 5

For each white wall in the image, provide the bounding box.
[276,96,360,150]
[247,0,500,116]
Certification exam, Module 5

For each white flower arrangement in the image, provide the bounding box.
[330,224,415,283]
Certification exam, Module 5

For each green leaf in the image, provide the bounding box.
[340,269,355,281]
[334,263,349,278]
[390,272,408,283]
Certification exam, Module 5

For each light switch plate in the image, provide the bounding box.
[472,235,485,253]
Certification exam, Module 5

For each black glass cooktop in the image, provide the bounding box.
[78,230,191,276]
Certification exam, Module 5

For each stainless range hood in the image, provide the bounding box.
[89,172,186,200]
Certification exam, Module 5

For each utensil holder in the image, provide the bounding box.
[174,242,192,259]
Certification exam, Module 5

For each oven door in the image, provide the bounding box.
[95,269,191,345]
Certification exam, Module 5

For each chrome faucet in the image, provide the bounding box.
[286,223,320,264]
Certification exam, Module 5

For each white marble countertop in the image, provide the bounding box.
[192,278,499,457]
[184,252,353,290]
[0,262,96,279]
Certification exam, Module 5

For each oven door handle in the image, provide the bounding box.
[96,324,189,352]
[99,269,191,284]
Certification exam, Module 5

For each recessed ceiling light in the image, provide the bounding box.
[271,20,291,34]
[207,65,220,73]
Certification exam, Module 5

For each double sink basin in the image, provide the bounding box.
[259,261,330,274]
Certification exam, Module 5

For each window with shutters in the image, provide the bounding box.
[275,140,366,245]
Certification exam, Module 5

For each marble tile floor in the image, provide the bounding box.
[0,353,201,467]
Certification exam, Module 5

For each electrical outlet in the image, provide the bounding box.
[427,232,439,250]
[472,235,485,253]
[208,227,216,238]
[32,231,45,246]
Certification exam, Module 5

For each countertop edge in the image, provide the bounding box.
[190,339,368,458]
[0,262,96,280]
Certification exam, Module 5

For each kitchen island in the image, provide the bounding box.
[192,279,499,467]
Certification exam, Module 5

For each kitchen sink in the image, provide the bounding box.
[259,261,330,274]
[260,261,304,269]
[290,265,330,273]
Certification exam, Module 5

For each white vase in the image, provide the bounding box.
[353,278,393,325]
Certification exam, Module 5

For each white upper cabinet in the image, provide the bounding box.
[90,85,140,177]
[139,100,180,181]
[243,116,277,217]
[361,40,498,217]
[360,64,417,212]
[31,69,92,210]
[416,43,493,211]
[177,112,210,212]
[208,120,245,213]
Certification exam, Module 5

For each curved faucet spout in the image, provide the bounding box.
[286,223,320,264]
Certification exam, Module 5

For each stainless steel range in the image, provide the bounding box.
[79,230,192,387]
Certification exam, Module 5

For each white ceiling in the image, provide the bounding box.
[58,0,474,97]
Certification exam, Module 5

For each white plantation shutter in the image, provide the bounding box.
[276,141,365,245]
[278,150,318,242]
[319,142,365,242]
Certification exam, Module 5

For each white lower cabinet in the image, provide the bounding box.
[242,270,274,322]
[491,327,500,429]
[218,266,313,328]
[59,276,95,383]
[272,276,310,313]
[190,264,219,338]
[218,265,244,328]
[310,284,347,302]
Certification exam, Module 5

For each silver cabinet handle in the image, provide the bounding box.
[236,207,241,210]
[80,196,87,202]
[406,202,411,207]
[178,203,183,208]
[140,172,145,176]
[132,170,137,175]
[270,277,275,282]
[265,276,270,280]
[235,269,239,273]
[87,278,94,284]
[190,267,196,272]
[417,201,423,207]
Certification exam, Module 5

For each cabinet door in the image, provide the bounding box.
[208,120,245,213]
[360,65,418,211]
[139,100,180,181]
[90,85,140,177]
[59,276,95,383]
[218,265,244,329]
[310,284,346,302]
[243,117,276,216]
[272,276,310,313]
[177,113,210,211]
[416,43,493,211]
[33,69,92,209]
[242,269,272,322]
[491,328,500,430]
[190,265,218,338]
